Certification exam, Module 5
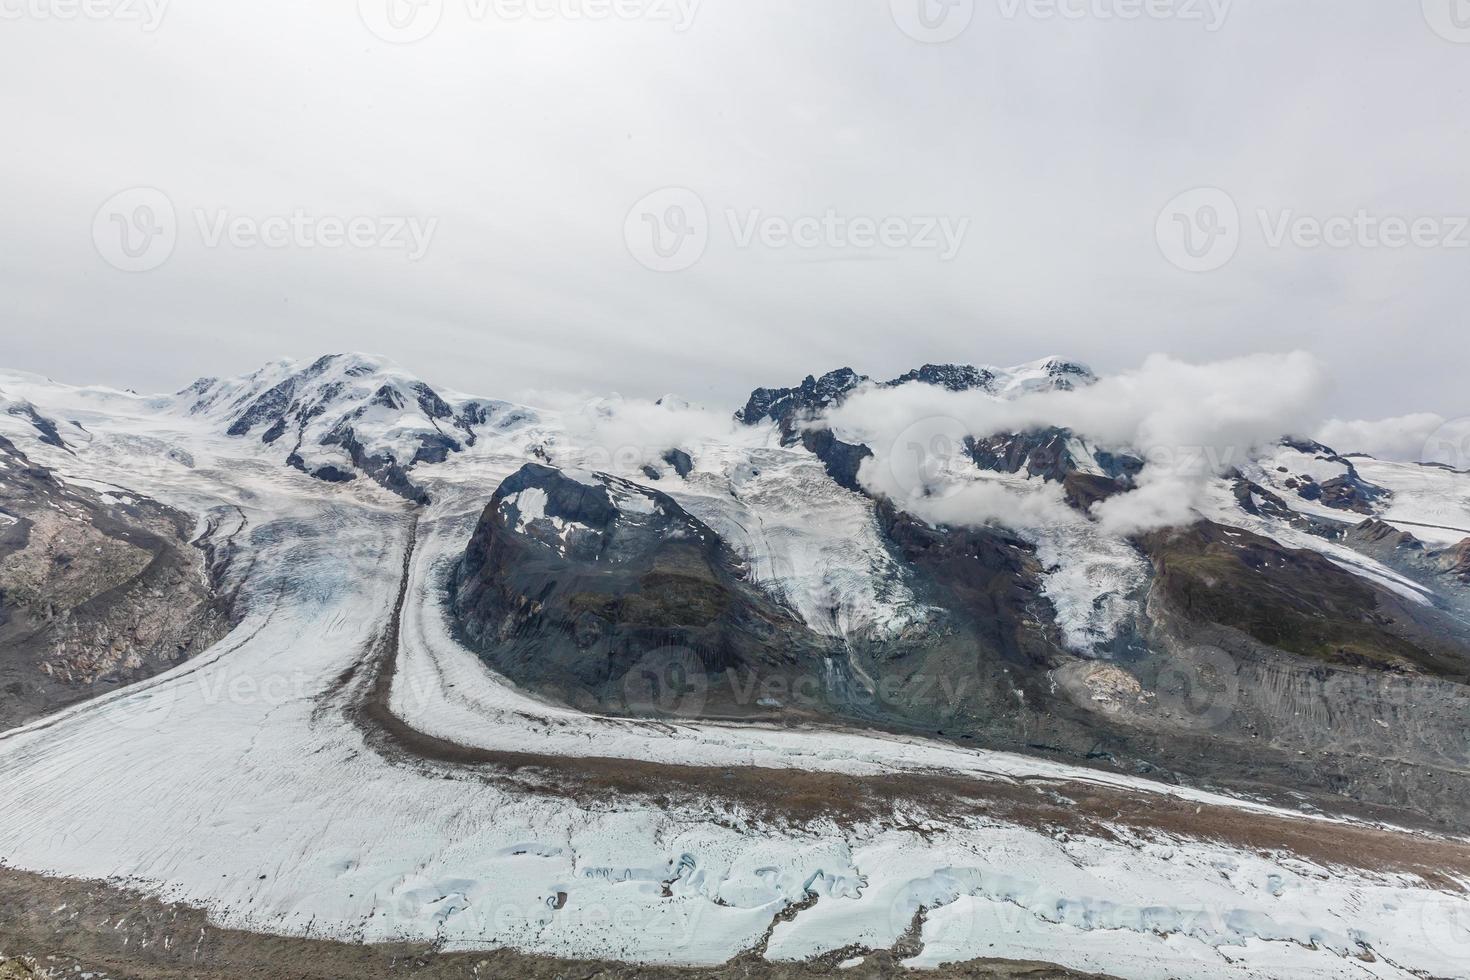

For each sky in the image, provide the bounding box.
[1,0,1468,421]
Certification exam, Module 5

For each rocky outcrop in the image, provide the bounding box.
[885,363,997,392]
[799,428,873,494]
[1140,522,1470,680]
[735,368,868,444]
[451,464,847,718]
[1273,439,1388,515]
[965,428,1142,486]
[1437,538,1470,583]
[0,436,233,729]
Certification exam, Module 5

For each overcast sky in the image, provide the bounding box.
[2,0,1467,418]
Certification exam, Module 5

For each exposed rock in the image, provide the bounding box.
[884,363,997,392]
[661,448,694,479]
[1437,538,1470,583]
[734,368,868,444]
[1274,439,1389,515]
[0,436,233,729]
[1140,522,1470,679]
[799,428,873,495]
[451,464,845,718]
[1350,518,1423,552]
[965,428,1140,485]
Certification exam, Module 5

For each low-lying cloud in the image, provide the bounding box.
[822,351,1332,536]
[1315,413,1449,464]
[551,392,760,473]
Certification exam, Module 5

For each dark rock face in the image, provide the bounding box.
[735,368,869,444]
[799,428,873,494]
[318,424,429,505]
[661,449,694,479]
[451,464,846,718]
[965,428,1141,486]
[885,363,997,393]
[734,362,1044,440]
[1230,473,1296,521]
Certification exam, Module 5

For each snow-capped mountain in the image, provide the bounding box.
[178,353,531,502]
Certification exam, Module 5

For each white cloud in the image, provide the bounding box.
[1,5,1467,417]
[1315,413,1447,463]
[824,351,1331,535]
[554,392,763,473]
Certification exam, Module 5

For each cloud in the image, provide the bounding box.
[1315,413,1448,463]
[553,392,764,473]
[4,4,1469,418]
[823,351,1332,535]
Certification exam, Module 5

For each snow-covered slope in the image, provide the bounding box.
[177,353,533,502]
